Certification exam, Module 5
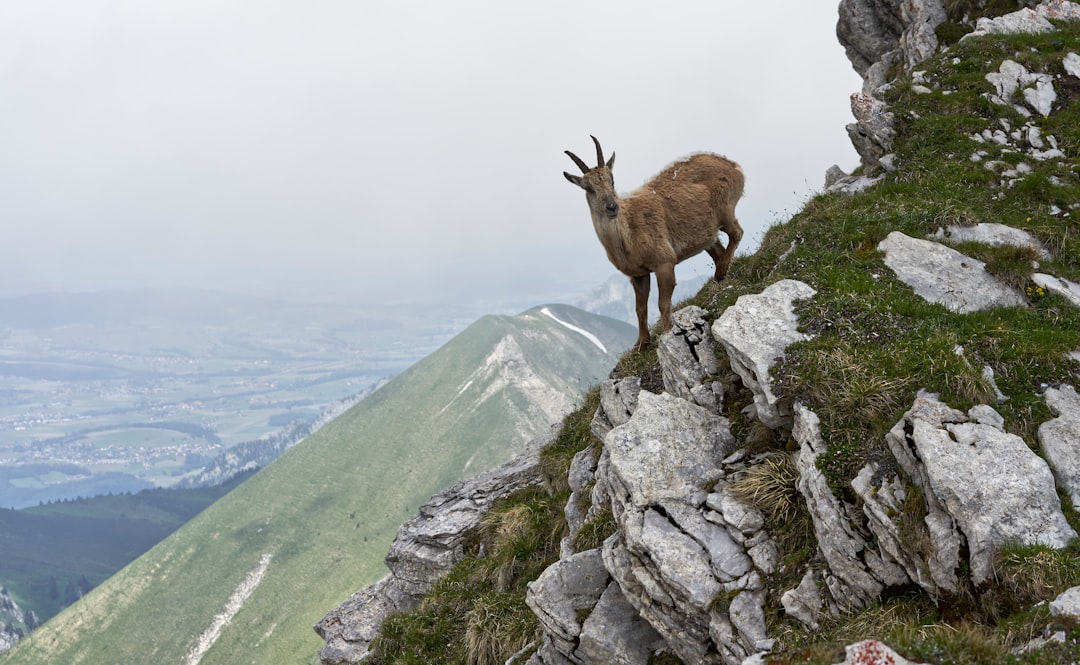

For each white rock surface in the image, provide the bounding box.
[712,280,817,430]
[1039,385,1080,511]
[885,394,1077,586]
[1032,273,1080,308]
[932,222,1051,259]
[877,231,1027,313]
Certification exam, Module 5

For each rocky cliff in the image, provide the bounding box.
[316,2,1080,663]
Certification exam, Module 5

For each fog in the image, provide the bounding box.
[0,1,862,310]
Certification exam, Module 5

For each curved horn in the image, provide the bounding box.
[565,150,590,174]
[590,135,605,168]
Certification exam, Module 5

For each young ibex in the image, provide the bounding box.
[563,136,744,350]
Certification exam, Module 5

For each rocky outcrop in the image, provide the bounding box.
[527,229,1080,663]
[314,5,1080,663]
[314,434,548,664]
[0,588,34,656]
[1040,385,1080,511]
[833,0,946,180]
[712,279,817,431]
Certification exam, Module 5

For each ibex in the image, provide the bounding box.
[563,136,744,350]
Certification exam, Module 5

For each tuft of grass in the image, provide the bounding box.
[980,542,1080,620]
[571,506,616,553]
[538,387,602,495]
[727,453,801,524]
[464,592,538,665]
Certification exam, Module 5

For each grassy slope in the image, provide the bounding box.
[0,307,633,665]
[362,19,1080,665]
[0,473,252,625]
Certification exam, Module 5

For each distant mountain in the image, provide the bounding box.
[0,304,635,664]
[575,273,709,325]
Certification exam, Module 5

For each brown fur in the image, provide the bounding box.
[564,136,744,349]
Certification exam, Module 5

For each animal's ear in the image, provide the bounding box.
[563,172,585,188]
[606,153,615,170]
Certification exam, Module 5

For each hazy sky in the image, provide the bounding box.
[0,1,861,309]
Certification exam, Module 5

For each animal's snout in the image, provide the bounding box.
[605,201,619,217]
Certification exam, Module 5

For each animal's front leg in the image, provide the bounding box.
[655,263,676,333]
[630,274,651,350]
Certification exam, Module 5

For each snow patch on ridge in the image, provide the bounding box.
[183,553,273,665]
[541,307,608,353]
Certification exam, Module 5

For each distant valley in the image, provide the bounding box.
[0,289,502,508]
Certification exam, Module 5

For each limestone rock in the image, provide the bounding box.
[564,445,599,541]
[1032,273,1080,308]
[658,306,724,412]
[985,59,1057,116]
[1039,385,1080,511]
[587,385,786,664]
[965,2,1080,40]
[793,404,902,608]
[932,222,1051,259]
[712,280,817,431]
[576,583,664,665]
[837,0,946,92]
[877,231,1027,313]
[836,0,945,168]
[526,548,611,658]
[836,0,905,78]
[967,7,1056,38]
[885,394,1076,586]
[603,391,735,506]
[1066,51,1080,78]
[780,570,824,630]
[847,93,896,166]
[315,436,546,664]
[1050,585,1080,621]
[591,377,641,440]
[837,640,930,665]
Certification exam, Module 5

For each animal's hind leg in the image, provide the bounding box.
[708,208,743,280]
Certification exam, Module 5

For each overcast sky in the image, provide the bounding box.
[0,1,861,310]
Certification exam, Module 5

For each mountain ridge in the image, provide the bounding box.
[0,304,635,664]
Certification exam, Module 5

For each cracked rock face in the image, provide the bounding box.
[314,437,547,664]
[1039,385,1080,511]
[658,305,724,413]
[835,0,946,173]
[793,405,906,609]
[712,279,817,431]
[884,393,1077,587]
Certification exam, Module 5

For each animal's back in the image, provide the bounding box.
[649,152,744,203]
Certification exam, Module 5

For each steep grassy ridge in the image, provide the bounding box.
[0,306,633,665]
[0,473,252,628]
